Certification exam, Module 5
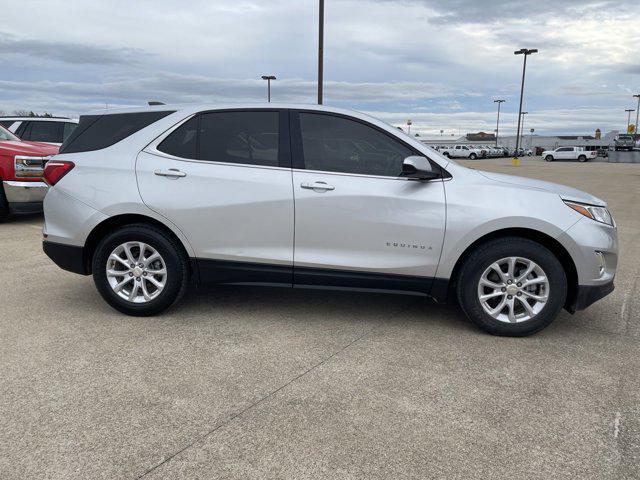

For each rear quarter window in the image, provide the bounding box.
[59,111,174,154]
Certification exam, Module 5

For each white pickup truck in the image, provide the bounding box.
[542,146,597,162]
[439,144,484,159]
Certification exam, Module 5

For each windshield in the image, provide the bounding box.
[0,125,20,142]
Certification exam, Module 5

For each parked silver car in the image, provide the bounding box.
[42,104,617,336]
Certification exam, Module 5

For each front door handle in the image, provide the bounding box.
[301,181,335,191]
[154,168,186,178]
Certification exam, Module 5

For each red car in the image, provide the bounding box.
[0,125,59,221]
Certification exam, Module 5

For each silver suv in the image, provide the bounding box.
[42,104,617,336]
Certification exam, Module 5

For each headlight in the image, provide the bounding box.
[564,200,614,226]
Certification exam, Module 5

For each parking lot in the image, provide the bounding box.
[1,156,639,479]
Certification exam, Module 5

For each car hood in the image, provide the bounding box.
[0,140,59,157]
[477,170,606,206]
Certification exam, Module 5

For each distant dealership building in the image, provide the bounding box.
[419,130,619,152]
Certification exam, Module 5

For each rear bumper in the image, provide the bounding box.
[43,240,89,275]
[569,280,615,313]
[3,180,48,204]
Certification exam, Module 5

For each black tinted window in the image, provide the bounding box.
[0,120,13,128]
[27,122,63,143]
[60,111,174,154]
[299,113,412,177]
[157,116,198,158]
[199,111,279,167]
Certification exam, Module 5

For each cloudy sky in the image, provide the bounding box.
[0,0,638,135]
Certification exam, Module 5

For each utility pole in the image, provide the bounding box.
[633,94,640,134]
[494,99,505,146]
[519,111,528,152]
[261,75,276,102]
[318,0,324,104]
[625,109,635,133]
[513,48,538,161]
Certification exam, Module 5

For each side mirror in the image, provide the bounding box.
[402,156,440,180]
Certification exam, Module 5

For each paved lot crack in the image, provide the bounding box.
[135,300,419,478]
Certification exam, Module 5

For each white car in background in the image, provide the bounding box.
[0,117,78,146]
[542,147,597,162]
[440,144,484,159]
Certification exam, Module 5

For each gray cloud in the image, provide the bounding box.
[0,33,143,65]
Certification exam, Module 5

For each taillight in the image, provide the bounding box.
[43,161,75,186]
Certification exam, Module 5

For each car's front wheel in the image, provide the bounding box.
[456,237,567,336]
[92,224,188,316]
[545,155,554,162]
[469,153,477,160]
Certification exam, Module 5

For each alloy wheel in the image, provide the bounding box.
[477,256,550,323]
[106,241,167,303]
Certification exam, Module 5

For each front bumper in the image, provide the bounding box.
[3,180,48,204]
[569,280,615,313]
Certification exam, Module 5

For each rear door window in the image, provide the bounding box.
[198,111,280,167]
[60,111,174,154]
[157,116,198,159]
[26,122,63,143]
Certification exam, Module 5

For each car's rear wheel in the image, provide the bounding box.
[545,155,554,162]
[442,151,450,157]
[456,237,567,336]
[92,224,188,316]
[469,153,477,160]
[578,155,587,162]
[0,183,9,223]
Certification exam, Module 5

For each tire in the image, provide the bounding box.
[545,155,554,162]
[578,155,587,162]
[0,183,9,223]
[456,237,567,336]
[442,151,450,157]
[92,223,189,316]
[469,153,477,160]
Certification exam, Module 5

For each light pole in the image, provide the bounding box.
[633,94,640,134]
[318,0,324,104]
[261,75,276,102]
[519,111,528,154]
[529,128,534,151]
[513,48,538,159]
[493,99,505,146]
[625,109,635,133]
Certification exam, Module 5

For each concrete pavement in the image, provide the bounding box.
[1,156,639,479]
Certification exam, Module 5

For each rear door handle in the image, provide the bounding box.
[301,181,335,191]
[154,168,186,178]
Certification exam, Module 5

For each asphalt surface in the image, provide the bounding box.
[1,156,639,479]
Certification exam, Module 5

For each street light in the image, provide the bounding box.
[318,0,324,104]
[493,99,505,146]
[633,94,640,134]
[261,75,276,102]
[625,108,635,133]
[519,111,528,151]
[513,48,538,159]
[262,75,276,102]
[530,128,535,151]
